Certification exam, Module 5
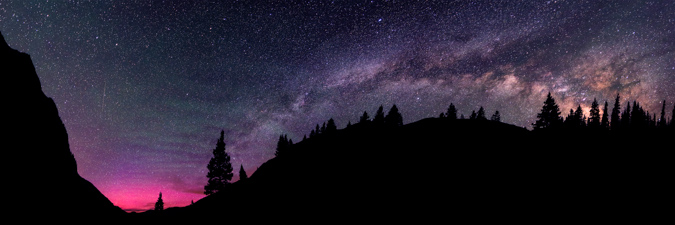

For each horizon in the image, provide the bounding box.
[2,1,673,212]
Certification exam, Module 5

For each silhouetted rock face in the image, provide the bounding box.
[1,32,124,219]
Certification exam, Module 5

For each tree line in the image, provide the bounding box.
[437,103,501,122]
[200,92,673,196]
[534,92,675,131]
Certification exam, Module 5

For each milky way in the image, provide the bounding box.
[1,1,673,212]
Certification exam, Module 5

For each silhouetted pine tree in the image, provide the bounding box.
[631,101,645,129]
[373,105,385,126]
[469,110,477,120]
[239,164,248,181]
[460,114,465,119]
[439,112,446,118]
[621,101,631,129]
[384,104,403,127]
[320,122,327,134]
[359,111,370,124]
[346,121,352,128]
[446,103,457,120]
[205,130,234,195]
[575,105,586,128]
[491,110,501,122]
[659,100,667,128]
[155,192,164,211]
[564,109,575,128]
[315,124,321,135]
[611,94,621,130]
[476,106,487,120]
[309,130,316,138]
[275,134,292,156]
[601,101,609,129]
[533,92,562,130]
[588,98,601,128]
[326,118,337,133]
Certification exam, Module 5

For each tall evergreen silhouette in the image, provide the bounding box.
[275,134,290,157]
[491,110,501,122]
[326,118,337,133]
[611,94,621,130]
[469,110,477,120]
[621,101,631,129]
[588,98,601,128]
[155,192,164,211]
[476,106,487,120]
[658,100,667,128]
[533,92,562,130]
[239,164,248,181]
[384,104,403,127]
[373,105,385,126]
[205,130,234,195]
[446,103,457,120]
[601,101,609,129]
[359,111,370,124]
[575,105,586,128]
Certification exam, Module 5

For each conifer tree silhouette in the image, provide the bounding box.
[659,100,667,128]
[275,134,289,156]
[476,106,487,120]
[359,111,370,124]
[491,110,501,122]
[611,94,621,130]
[575,105,586,128]
[469,110,477,120]
[384,104,403,127]
[631,101,643,129]
[621,101,631,129]
[373,105,385,126]
[588,98,601,128]
[601,101,609,129]
[446,103,457,120]
[564,108,575,128]
[155,192,164,211]
[533,92,562,130]
[239,164,248,181]
[326,118,337,133]
[439,112,446,118]
[205,130,234,195]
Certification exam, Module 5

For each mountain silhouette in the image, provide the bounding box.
[149,117,669,223]
[141,118,672,222]
[1,32,124,220]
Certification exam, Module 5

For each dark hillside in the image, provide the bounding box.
[165,117,673,223]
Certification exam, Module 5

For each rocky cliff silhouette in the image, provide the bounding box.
[1,32,124,220]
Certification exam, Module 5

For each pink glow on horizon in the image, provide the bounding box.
[99,182,206,213]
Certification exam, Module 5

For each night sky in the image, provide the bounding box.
[2,1,673,212]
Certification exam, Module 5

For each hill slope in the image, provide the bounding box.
[166,117,672,222]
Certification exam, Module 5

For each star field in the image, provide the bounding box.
[1,0,673,212]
